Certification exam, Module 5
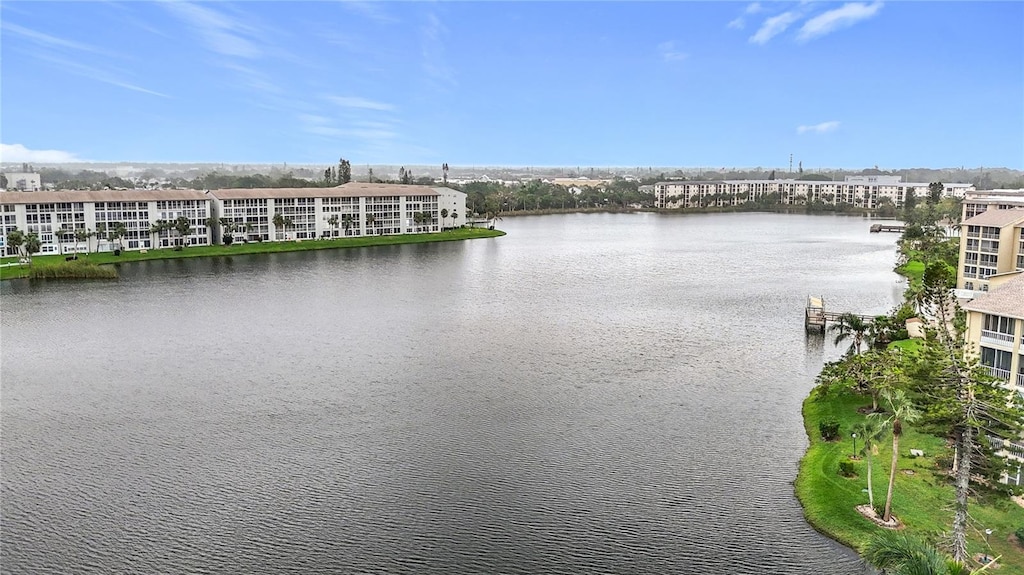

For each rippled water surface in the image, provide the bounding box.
[2,213,904,574]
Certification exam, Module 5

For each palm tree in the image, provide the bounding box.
[327,214,339,238]
[341,214,354,236]
[863,532,979,575]
[870,389,921,524]
[829,313,871,355]
[851,418,887,512]
[272,213,286,240]
[413,211,424,232]
[23,232,41,265]
[450,210,458,229]
[440,208,449,229]
[172,216,191,249]
[52,225,68,255]
[148,220,166,249]
[94,222,107,252]
[365,213,376,234]
[74,227,90,257]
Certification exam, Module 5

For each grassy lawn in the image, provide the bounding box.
[897,259,926,285]
[0,228,505,281]
[888,338,924,354]
[796,389,1024,572]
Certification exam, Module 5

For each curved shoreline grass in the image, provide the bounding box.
[0,228,505,281]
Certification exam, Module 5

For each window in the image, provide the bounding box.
[983,314,1016,336]
[980,346,1012,379]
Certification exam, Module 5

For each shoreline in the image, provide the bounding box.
[0,228,506,281]
[492,205,886,218]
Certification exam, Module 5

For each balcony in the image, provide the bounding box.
[1017,372,1024,391]
[980,329,1016,346]
[985,365,1011,381]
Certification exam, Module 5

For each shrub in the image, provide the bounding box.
[1015,526,1024,545]
[819,418,841,442]
[838,460,857,477]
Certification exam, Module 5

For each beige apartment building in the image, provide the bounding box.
[955,208,1024,291]
[962,272,1024,484]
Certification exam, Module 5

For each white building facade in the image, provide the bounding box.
[653,176,974,210]
[3,172,42,192]
[208,183,467,242]
[0,190,212,256]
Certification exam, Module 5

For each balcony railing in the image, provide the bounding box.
[985,366,1011,381]
[1017,372,1024,390]
[981,329,1016,345]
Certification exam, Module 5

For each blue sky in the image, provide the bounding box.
[2,1,1022,169]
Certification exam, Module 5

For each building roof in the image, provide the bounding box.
[0,189,209,204]
[963,273,1024,319]
[961,208,1024,227]
[208,182,451,200]
[654,179,972,188]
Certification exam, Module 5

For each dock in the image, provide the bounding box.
[805,296,877,333]
[869,224,905,233]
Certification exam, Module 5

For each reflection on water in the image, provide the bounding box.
[1,213,900,574]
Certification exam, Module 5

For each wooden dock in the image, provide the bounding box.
[805,296,877,332]
[869,224,905,233]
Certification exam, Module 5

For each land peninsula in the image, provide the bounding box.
[795,201,1024,573]
[0,228,504,281]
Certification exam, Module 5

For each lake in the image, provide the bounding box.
[1,212,904,574]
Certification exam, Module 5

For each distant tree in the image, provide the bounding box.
[399,167,407,184]
[6,229,25,260]
[323,168,334,186]
[365,213,376,231]
[339,159,352,184]
[327,214,339,237]
[440,208,449,229]
[272,213,286,240]
[148,220,165,249]
[928,182,944,205]
[52,225,68,255]
[450,210,457,228]
[341,214,354,236]
[23,232,41,264]
[904,187,917,212]
[172,216,191,248]
[74,227,90,257]
[829,313,871,355]
[798,161,803,174]
[768,170,776,180]
[0,174,7,189]
[367,168,375,183]
[442,162,449,185]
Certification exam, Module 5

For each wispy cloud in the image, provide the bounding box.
[162,1,262,58]
[749,10,802,45]
[326,96,395,111]
[421,11,456,90]
[33,52,171,98]
[797,121,841,134]
[797,2,883,42]
[658,41,688,62]
[2,21,115,56]
[0,143,83,163]
[341,1,398,24]
[728,3,764,29]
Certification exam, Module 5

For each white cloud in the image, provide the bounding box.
[162,1,262,58]
[341,1,398,24]
[421,12,456,90]
[32,53,171,98]
[727,18,745,30]
[749,11,802,45]
[326,96,395,111]
[658,41,689,62]
[728,3,765,30]
[1,22,110,55]
[1,143,83,163]
[797,2,883,42]
[797,121,841,134]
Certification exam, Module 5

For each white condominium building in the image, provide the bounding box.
[0,190,212,256]
[956,208,1024,291]
[653,176,973,210]
[207,183,467,242]
[0,184,468,256]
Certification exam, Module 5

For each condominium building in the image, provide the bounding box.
[962,272,1024,484]
[207,183,467,242]
[653,176,973,210]
[961,189,1024,220]
[955,208,1024,291]
[3,172,42,192]
[0,190,212,256]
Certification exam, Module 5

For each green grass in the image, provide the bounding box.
[25,260,119,280]
[796,389,1024,572]
[888,339,924,354]
[896,259,926,284]
[0,228,506,281]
